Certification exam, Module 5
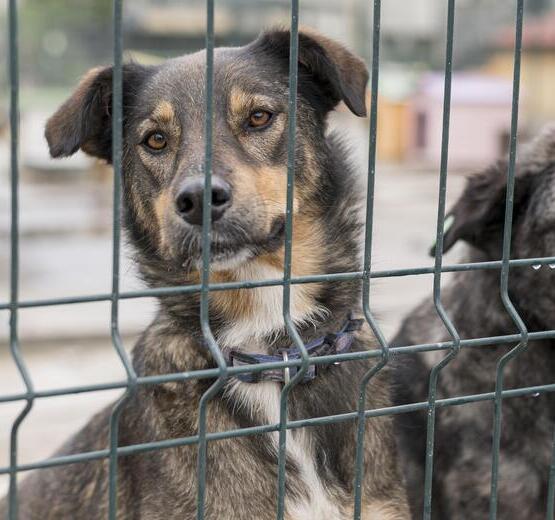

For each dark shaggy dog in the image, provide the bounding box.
[393,125,555,519]
[0,30,409,519]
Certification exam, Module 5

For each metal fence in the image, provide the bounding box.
[3,0,555,519]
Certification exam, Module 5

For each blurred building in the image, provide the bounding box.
[374,67,420,163]
[487,10,555,127]
[406,73,514,169]
[380,0,555,69]
[379,0,510,68]
[380,0,448,66]
[124,0,362,58]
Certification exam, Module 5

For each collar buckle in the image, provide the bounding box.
[281,350,291,385]
[227,314,361,384]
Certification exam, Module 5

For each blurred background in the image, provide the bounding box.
[1,0,554,493]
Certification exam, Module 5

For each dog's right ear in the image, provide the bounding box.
[45,63,151,162]
[431,161,532,257]
[432,125,555,257]
[251,28,369,117]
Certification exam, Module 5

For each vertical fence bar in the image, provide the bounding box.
[196,0,229,518]
[276,2,310,518]
[7,1,36,518]
[546,429,555,520]
[107,0,138,517]
[422,1,459,518]
[489,2,527,517]
[353,1,390,518]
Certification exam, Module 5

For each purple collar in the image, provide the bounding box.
[227,315,364,384]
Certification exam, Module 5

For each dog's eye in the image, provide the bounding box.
[246,110,273,130]
[144,132,167,151]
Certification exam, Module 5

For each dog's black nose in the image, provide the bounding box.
[176,176,232,225]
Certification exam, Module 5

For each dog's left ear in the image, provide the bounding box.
[252,28,369,117]
[431,161,533,258]
[45,63,151,162]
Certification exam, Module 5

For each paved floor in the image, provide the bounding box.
[0,113,468,494]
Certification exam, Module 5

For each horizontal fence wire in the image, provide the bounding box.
[2,381,555,477]
[1,329,555,406]
[3,0,553,519]
[1,257,554,311]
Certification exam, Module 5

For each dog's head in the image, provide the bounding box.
[433,124,555,329]
[45,29,368,280]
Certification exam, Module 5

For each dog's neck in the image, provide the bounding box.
[152,253,362,360]
[212,260,330,352]
[136,270,361,380]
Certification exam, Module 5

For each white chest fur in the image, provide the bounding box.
[216,263,327,352]
[224,380,343,520]
[217,260,343,518]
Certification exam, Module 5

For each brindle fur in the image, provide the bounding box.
[1,30,409,519]
[393,126,555,520]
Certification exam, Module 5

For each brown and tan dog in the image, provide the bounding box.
[1,29,409,519]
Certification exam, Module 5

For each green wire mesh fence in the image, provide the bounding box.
[4,0,555,519]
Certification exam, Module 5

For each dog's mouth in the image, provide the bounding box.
[184,217,286,271]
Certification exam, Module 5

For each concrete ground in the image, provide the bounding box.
[0,112,467,494]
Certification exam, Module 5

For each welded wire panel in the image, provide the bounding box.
[422,1,460,517]
[489,2,528,518]
[2,0,554,518]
